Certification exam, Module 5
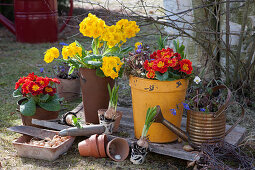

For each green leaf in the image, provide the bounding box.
[120,46,133,54]
[20,98,36,116]
[68,66,75,75]
[38,98,61,111]
[39,94,49,102]
[173,40,178,51]
[169,72,181,80]
[96,68,105,77]
[86,61,102,67]
[162,71,169,81]
[103,46,120,56]
[13,89,22,97]
[155,72,163,81]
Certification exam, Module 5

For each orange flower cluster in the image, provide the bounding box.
[144,48,193,79]
[15,73,60,96]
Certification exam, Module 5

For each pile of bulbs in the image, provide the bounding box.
[27,135,69,147]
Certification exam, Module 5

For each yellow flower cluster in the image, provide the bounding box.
[100,56,123,79]
[79,13,106,39]
[62,42,82,60]
[116,19,140,39]
[44,47,59,63]
[79,13,140,48]
[101,19,140,48]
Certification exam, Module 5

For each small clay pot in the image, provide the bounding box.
[106,137,130,162]
[97,134,107,157]
[78,134,100,158]
[98,109,123,132]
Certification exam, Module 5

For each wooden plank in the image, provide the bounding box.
[32,119,70,130]
[66,103,247,161]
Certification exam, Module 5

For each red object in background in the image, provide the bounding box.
[0,0,73,43]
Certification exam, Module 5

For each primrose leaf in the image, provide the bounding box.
[20,98,36,116]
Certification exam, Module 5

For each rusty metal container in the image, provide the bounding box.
[186,110,226,146]
[13,131,75,161]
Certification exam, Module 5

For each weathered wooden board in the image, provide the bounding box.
[32,103,246,161]
[75,103,246,162]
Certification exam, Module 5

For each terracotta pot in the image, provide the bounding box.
[78,134,100,158]
[98,109,123,132]
[79,68,114,124]
[56,78,80,102]
[106,137,130,162]
[97,134,107,157]
[17,98,59,127]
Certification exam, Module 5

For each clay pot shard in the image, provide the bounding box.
[78,134,100,158]
[106,137,130,162]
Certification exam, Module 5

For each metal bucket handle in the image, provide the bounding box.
[212,85,232,118]
[224,102,245,137]
[211,85,245,137]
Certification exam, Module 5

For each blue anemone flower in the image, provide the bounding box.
[200,108,206,112]
[136,49,141,53]
[169,109,176,115]
[182,103,190,110]
[40,68,44,73]
[60,42,68,46]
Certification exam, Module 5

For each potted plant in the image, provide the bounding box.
[13,72,62,126]
[126,39,193,143]
[44,13,140,124]
[98,84,122,134]
[54,63,80,102]
[130,106,158,164]
[167,77,245,147]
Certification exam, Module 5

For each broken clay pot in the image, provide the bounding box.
[106,137,129,162]
[78,134,100,158]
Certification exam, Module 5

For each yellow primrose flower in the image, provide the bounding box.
[100,56,123,79]
[44,47,59,63]
[61,42,82,60]
[79,13,106,39]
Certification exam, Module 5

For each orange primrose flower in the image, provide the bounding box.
[146,70,155,79]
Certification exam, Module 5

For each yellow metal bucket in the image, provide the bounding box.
[129,76,188,143]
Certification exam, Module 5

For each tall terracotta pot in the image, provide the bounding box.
[17,98,59,127]
[79,68,114,124]
[129,76,188,143]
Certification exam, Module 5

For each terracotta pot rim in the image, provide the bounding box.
[106,137,130,162]
[97,134,107,157]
